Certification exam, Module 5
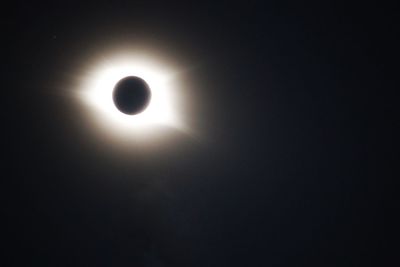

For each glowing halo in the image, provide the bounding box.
[76,52,187,141]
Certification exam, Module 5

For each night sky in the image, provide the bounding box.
[3,1,397,266]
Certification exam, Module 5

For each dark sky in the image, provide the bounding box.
[3,1,397,266]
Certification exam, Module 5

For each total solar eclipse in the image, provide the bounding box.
[79,54,183,137]
[112,76,152,115]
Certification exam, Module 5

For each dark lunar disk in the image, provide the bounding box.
[112,76,151,115]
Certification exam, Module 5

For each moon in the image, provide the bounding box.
[113,76,152,115]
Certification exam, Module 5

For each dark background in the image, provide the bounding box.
[3,1,397,266]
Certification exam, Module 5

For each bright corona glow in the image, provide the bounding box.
[78,53,184,139]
